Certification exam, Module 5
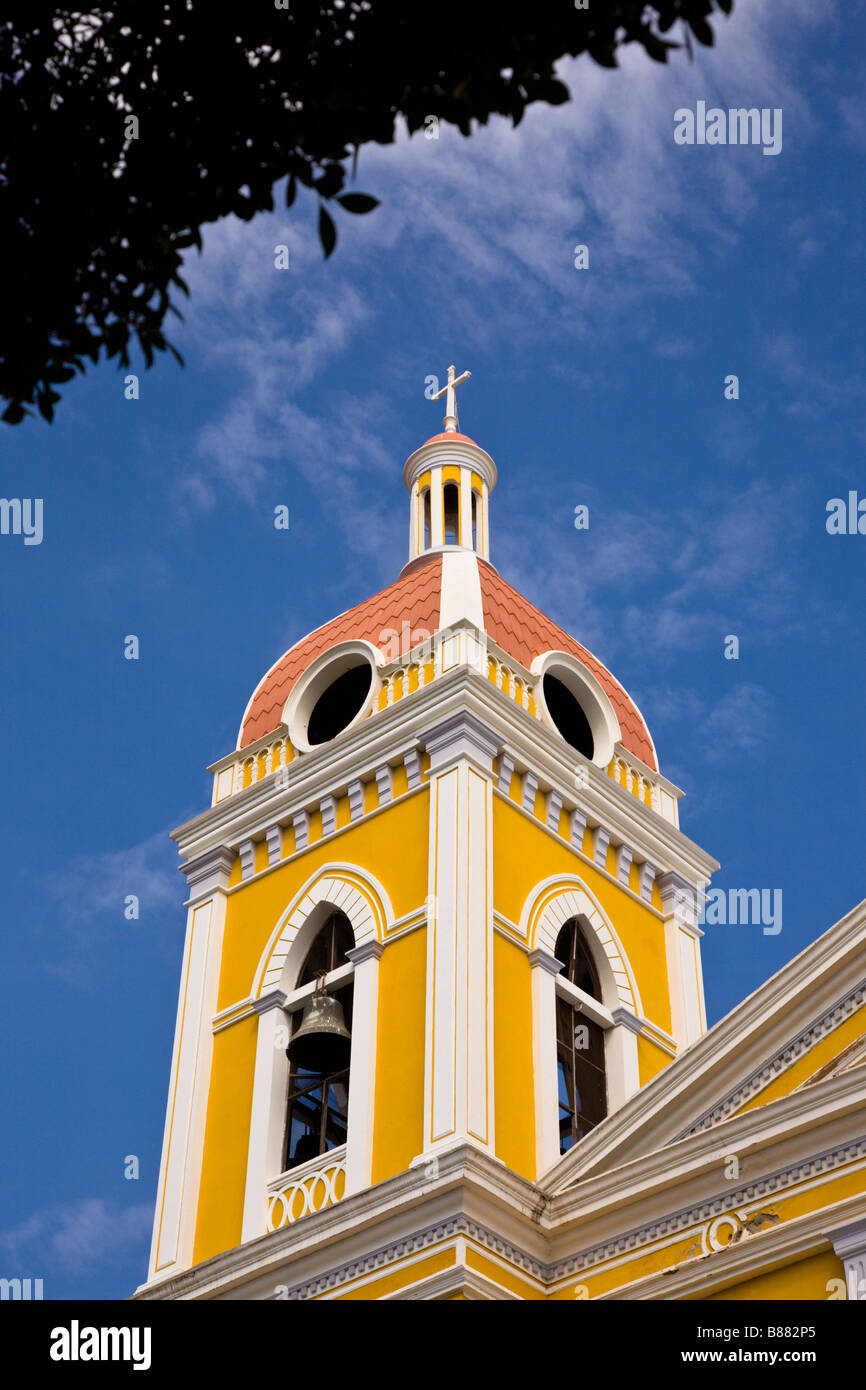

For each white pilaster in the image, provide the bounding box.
[421,713,499,1158]
[826,1217,866,1301]
[147,846,234,1281]
[241,989,289,1243]
[430,466,444,548]
[409,479,419,559]
[439,550,484,630]
[529,947,563,1177]
[607,1006,642,1107]
[459,471,472,550]
[344,940,384,1195]
[658,870,707,1050]
[481,482,490,559]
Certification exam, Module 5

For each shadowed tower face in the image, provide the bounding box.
[138,370,721,1301]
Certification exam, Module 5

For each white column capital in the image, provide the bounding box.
[825,1216,866,1301]
[610,1005,642,1036]
[180,845,235,900]
[346,940,384,966]
[528,947,563,977]
[251,987,287,1016]
[424,712,499,776]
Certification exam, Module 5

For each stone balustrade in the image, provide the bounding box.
[266,1148,347,1230]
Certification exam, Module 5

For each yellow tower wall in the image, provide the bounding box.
[192,788,430,1264]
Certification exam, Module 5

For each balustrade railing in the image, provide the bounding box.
[266,1148,347,1231]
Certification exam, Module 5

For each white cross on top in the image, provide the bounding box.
[431,363,471,432]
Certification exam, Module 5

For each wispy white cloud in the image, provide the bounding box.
[173,0,818,542]
[0,1197,152,1278]
[495,476,816,667]
[698,682,774,761]
[43,831,179,986]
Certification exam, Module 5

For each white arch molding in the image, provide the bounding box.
[522,876,643,1178]
[242,864,393,1243]
[523,875,642,1017]
[252,863,392,999]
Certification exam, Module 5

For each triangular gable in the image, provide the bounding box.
[541,897,866,1195]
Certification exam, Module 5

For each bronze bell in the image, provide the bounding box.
[287,976,351,1072]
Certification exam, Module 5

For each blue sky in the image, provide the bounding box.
[2,0,864,1299]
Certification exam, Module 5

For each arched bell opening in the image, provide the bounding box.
[553,917,608,1153]
[443,481,460,545]
[284,910,355,1172]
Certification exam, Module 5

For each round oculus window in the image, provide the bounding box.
[306,663,373,745]
[542,672,594,759]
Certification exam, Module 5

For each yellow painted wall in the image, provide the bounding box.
[371,926,427,1183]
[333,1247,454,1299]
[466,1245,543,1299]
[493,932,535,1178]
[492,796,673,1036]
[216,790,429,1011]
[706,1250,845,1302]
[732,1008,866,1117]
[192,1015,258,1265]
[638,1034,673,1086]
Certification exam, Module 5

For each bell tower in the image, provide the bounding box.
[135,372,718,1301]
[405,363,495,564]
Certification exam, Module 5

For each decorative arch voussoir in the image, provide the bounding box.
[252,864,393,999]
[523,876,640,1014]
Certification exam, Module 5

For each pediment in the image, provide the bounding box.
[541,897,866,1196]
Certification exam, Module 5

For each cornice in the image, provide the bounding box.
[132,1109,866,1302]
[491,787,667,923]
[170,665,717,891]
[551,1136,866,1282]
[592,1189,866,1301]
[180,844,236,900]
[679,981,866,1139]
[402,436,498,492]
[132,1142,545,1302]
[545,1066,866,1234]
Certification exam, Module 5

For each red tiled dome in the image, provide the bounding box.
[477,562,657,770]
[238,552,656,771]
[420,431,478,447]
[238,557,442,748]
